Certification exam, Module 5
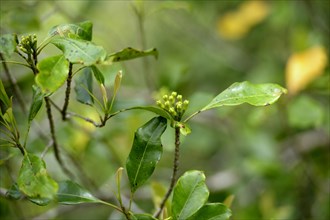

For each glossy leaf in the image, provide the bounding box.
[172,170,209,220]
[187,203,232,220]
[57,180,100,204]
[75,67,94,105]
[107,47,158,62]
[202,81,287,111]
[50,37,107,66]
[126,116,167,193]
[48,20,93,41]
[17,154,58,202]
[91,65,105,85]
[0,34,17,58]
[36,55,69,94]
[28,85,45,122]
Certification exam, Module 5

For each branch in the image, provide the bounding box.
[45,97,74,179]
[154,126,181,218]
[0,53,27,113]
[62,63,73,120]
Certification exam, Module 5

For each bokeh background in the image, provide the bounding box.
[0,0,329,219]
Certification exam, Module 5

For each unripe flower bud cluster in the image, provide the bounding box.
[156,91,189,121]
[18,34,37,54]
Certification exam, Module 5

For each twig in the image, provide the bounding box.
[0,53,27,113]
[62,63,73,120]
[154,126,181,218]
[45,97,75,179]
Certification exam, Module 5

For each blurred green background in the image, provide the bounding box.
[0,0,329,219]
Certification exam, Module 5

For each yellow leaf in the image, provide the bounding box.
[286,46,328,95]
[217,1,269,40]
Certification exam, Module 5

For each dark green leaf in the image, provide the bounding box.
[172,170,209,220]
[28,197,52,206]
[57,180,100,204]
[107,47,158,62]
[126,116,167,193]
[48,20,93,41]
[50,37,107,66]
[202,81,287,111]
[28,85,44,122]
[91,65,105,85]
[17,154,58,202]
[187,203,232,220]
[75,67,94,105]
[0,34,17,58]
[6,183,23,200]
[35,55,69,94]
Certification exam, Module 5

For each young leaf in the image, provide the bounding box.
[202,81,287,111]
[28,85,45,122]
[0,79,11,109]
[126,116,167,193]
[74,67,94,105]
[107,47,158,62]
[0,34,17,58]
[172,170,209,220]
[48,20,93,41]
[91,65,105,85]
[50,37,107,66]
[35,55,69,94]
[133,213,157,220]
[129,106,173,123]
[17,154,58,202]
[187,203,232,220]
[57,180,100,204]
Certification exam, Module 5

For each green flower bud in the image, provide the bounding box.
[183,100,189,110]
[176,102,182,111]
[171,91,177,97]
[163,95,168,101]
[164,101,170,109]
[177,94,182,101]
[169,95,175,104]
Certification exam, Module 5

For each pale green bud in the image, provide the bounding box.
[171,91,177,97]
[177,95,182,101]
[163,95,168,101]
[164,101,170,109]
[169,95,175,104]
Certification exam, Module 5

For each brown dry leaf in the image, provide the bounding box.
[217,1,269,40]
[286,46,328,95]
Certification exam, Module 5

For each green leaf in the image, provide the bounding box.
[0,79,11,109]
[126,116,167,193]
[17,154,58,203]
[91,65,105,85]
[36,55,69,94]
[0,34,17,58]
[172,170,209,220]
[28,85,45,122]
[50,37,107,66]
[6,183,23,200]
[288,95,324,129]
[202,81,287,111]
[129,106,173,123]
[48,20,93,41]
[187,203,232,220]
[57,180,100,204]
[176,122,191,136]
[133,213,157,220]
[107,47,158,62]
[75,67,94,105]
